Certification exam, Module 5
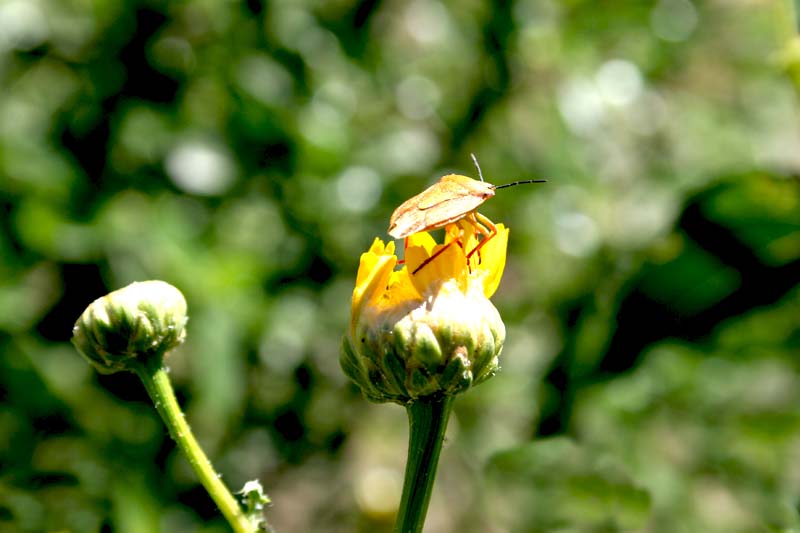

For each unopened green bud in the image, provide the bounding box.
[72,280,188,374]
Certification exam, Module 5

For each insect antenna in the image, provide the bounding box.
[470,153,485,182]
[493,179,547,189]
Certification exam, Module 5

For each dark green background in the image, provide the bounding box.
[1,1,799,531]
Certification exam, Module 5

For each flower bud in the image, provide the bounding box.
[72,280,187,374]
[342,280,504,404]
[341,223,509,404]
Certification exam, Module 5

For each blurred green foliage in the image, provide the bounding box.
[1,0,799,532]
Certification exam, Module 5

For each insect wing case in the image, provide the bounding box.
[388,175,495,238]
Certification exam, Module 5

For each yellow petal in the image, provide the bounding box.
[406,231,437,253]
[378,267,421,309]
[444,223,467,245]
[355,238,387,289]
[407,239,468,297]
[479,224,508,298]
[351,239,397,337]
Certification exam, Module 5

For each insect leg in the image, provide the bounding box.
[411,224,467,275]
[464,212,497,266]
[411,241,456,275]
[396,237,409,266]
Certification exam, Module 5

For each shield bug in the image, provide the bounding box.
[388,155,545,274]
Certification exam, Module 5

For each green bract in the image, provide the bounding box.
[72,280,188,374]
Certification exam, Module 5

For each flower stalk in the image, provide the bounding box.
[394,396,454,533]
[132,357,254,533]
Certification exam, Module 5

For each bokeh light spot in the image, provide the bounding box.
[557,77,605,136]
[650,0,697,43]
[0,0,48,51]
[165,140,236,196]
[396,75,441,120]
[596,59,643,108]
[336,166,383,213]
[554,211,600,258]
[235,54,293,106]
[354,466,402,516]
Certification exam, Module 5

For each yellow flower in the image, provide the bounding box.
[341,220,509,404]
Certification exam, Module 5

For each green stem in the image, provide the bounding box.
[132,358,253,533]
[394,396,455,533]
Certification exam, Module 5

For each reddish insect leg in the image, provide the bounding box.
[411,240,456,275]
[464,212,497,266]
[410,224,469,275]
[410,216,492,275]
[397,237,409,266]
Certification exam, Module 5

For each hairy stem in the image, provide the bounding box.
[133,358,253,533]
